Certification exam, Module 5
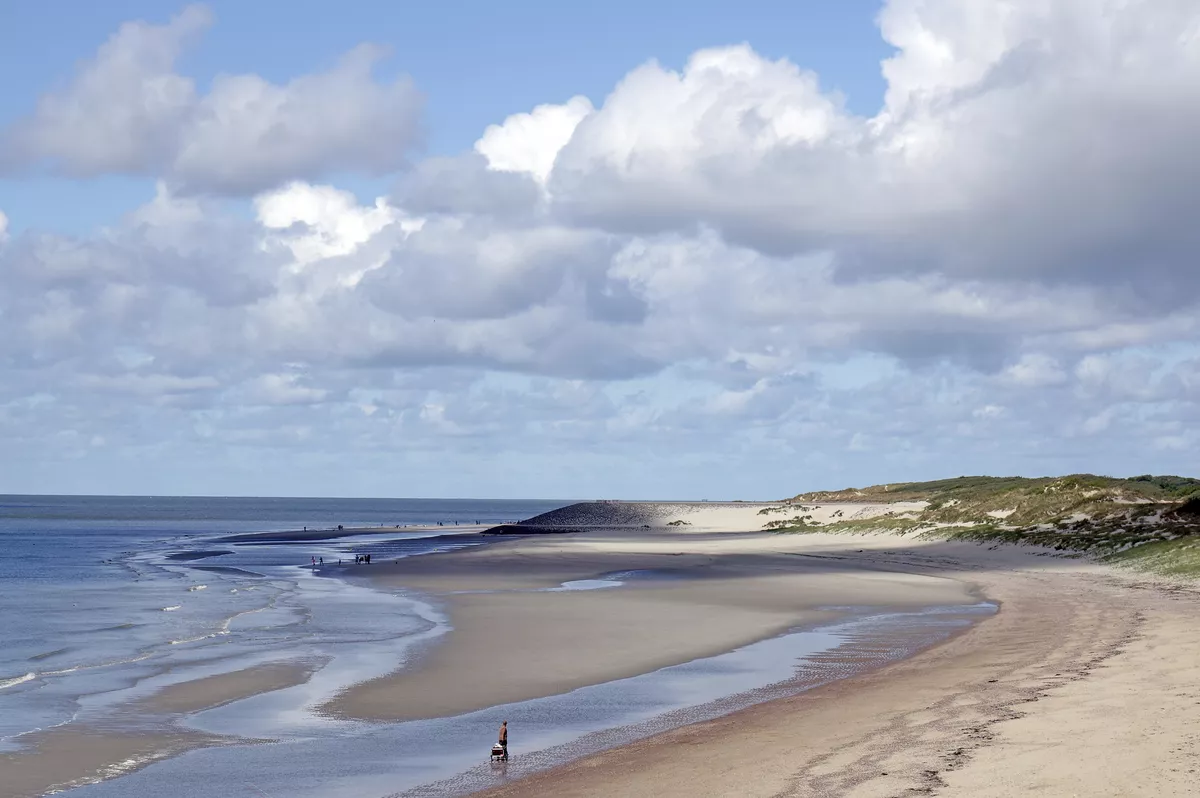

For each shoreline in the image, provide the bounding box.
[3,515,990,797]
[8,500,1198,797]
[324,526,979,723]
[467,542,1200,798]
[403,599,996,797]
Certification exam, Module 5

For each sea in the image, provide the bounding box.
[0,495,995,798]
[0,497,565,745]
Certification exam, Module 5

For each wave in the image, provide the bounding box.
[162,605,182,612]
[41,652,153,677]
[43,750,170,795]
[0,672,36,690]
[28,647,71,662]
[188,584,207,592]
[169,631,223,645]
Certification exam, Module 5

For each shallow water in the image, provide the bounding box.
[0,496,567,752]
[60,603,996,798]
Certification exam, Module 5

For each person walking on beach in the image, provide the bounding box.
[498,720,508,759]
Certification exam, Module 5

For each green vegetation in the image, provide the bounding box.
[1103,538,1200,578]
[767,474,1200,578]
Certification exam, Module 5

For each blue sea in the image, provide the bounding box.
[0,496,566,747]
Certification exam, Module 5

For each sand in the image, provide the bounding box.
[0,727,222,798]
[467,526,1200,798]
[326,529,979,721]
[135,661,318,714]
[1,662,314,798]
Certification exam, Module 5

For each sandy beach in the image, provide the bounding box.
[4,501,1198,797]
[460,507,1200,797]
[327,516,979,722]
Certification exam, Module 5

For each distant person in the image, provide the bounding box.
[311,556,316,566]
[319,557,323,565]
[498,720,508,759]
[366,553,371,564]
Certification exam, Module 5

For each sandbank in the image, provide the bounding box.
[2,661,315,797]
[326,526,980,722]
[0,727,221,798]
[134,660,318,714]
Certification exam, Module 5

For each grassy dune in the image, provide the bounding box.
[763,475,1200,577]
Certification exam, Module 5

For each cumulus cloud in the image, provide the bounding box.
[1,5,422,194]
[4,0,1200,495]
[475,96,594,185]
[504,1,1200,300]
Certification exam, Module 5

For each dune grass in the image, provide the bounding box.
[768,474,1200,579]
[1103,538,1200,578]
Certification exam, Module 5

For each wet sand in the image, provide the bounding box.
[1,662,317,797]
[326,530,979,722]
[0,727,222,798]
[135,661,318,714]
[470,537,1200,798]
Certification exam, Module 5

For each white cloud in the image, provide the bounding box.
[1002,354,1067,387]
[475,96,593,185]
[255,182,410,271]
[0,209,8,242]
[1,6,422,194]
[242,374,329,406]
[973,404,1005,420]
[542,1,1200,296]
[78,373,220,396]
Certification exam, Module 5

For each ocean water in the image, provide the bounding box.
[0,495,568,754]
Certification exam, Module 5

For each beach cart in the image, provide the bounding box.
[490,743,508,762]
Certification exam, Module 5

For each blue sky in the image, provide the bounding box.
[1,0,1198,498]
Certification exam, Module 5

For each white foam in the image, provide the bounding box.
[188,585,207,592]
[0,672,35,690]
[162,605,182,612]
[549,578,624,591]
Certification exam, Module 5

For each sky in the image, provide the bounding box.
[1,0,1198,500]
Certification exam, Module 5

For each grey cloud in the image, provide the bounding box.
[360,218,616,322]
[393,153,541,219]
